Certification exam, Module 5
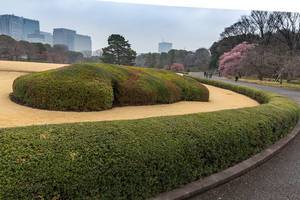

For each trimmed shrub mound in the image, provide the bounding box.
[0,79,299,199]
[10,63,209,111]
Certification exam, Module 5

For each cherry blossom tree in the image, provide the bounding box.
[168,63,185,72]
[219,42,255,76]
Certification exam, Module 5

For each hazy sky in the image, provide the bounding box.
[0,0,249,53]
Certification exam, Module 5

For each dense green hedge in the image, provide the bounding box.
[11,63,209,111]
[1,79,299,199]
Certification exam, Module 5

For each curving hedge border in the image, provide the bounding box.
[0,78,299,199]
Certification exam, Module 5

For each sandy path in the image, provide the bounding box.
[0,61,259,128]
[0,69,258,128]
[0,60,66,72]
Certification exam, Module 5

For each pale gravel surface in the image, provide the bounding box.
[0,61,258,128]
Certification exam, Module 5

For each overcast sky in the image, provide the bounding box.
[0,0,249,53]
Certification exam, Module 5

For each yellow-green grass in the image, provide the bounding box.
[239,78,300,91]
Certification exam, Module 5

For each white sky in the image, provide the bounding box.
[98,0,300,12]
[2,0,299,53]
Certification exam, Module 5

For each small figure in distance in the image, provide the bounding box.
[235,75,239,82]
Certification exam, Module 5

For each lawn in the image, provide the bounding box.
[239,78,300,91]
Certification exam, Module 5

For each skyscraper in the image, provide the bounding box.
[53,28,92,56]
[40,31,53,45]
[27,31,53,45]
[75,34,92,57]
[0,15,24,40]
[0,15,40,41]
[22,18,40,40]
[158,42,173,53]
[53,28,76,51]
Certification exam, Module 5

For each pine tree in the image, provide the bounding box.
[102,34,137,65]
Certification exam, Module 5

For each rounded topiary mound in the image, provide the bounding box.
[11,63,209,111]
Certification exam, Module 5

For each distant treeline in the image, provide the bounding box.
[0,35,84,63]
[135,48,211,71]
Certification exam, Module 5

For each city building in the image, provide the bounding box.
[40,31,53,45]
[0,15,40,41]
[53,28,76,51]
[53,28,92,56]
[22,18,40,40]
[0,15,24,40]
[0,15,92,55]
[158,42,173,53]
[75,34,92,57]
[27,31,53,45]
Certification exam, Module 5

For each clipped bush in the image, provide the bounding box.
[1,79,299,199]
[11,63,209,111]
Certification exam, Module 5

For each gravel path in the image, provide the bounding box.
[0,62,258,128]
[190,72,300,200]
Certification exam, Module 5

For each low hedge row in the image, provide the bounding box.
[11,63,209,111]
[1,79,299,199]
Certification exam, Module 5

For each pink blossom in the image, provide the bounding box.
[169,63,185,72]
[219,42,255,76]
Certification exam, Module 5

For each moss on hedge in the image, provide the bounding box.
[11,63,209,111]
[1,79,299,199]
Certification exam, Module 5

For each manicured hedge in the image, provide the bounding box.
[1,79,299,199]
[10,63,209,111]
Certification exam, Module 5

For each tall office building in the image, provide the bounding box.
[27,31,53,45]
[22,18,40,40]
[54,28,92,56]
[0,15,40,41]
[40,31,53,45]
[75,34,92,57]
[158,42,173,53]
[53,28,76,51]
[0,15,24,40]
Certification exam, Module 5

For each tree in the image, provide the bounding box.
[166,63,185,72]
[219,42,255,76]
[209,35,258,69]
[102,34,137,65]
[240,44,285,80]
[272,12,300,51]
[193,48,211,70]
[216,10,300,80]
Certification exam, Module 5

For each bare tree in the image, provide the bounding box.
[272,12,300,51]
[221,16,255,40]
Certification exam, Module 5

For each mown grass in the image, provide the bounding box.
[0,78,299,199]
[11,63,209,111]
[239,78,300,91]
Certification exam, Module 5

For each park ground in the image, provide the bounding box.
[0,60,258,128]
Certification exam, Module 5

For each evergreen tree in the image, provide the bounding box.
[102,34,137,65]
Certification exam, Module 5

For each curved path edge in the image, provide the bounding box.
[152,120,300,200]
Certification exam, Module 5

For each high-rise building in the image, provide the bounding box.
[53,28,92,56]
[0,15,24,40]
[40,31,53,45]
[0,15,40,41]
[27,31,53,45]
[53,28,76,51]
[158,42,173,53]
[22,18,40,40]
[75,34,92,57]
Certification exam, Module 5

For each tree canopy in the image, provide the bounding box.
[102,34,137,65]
